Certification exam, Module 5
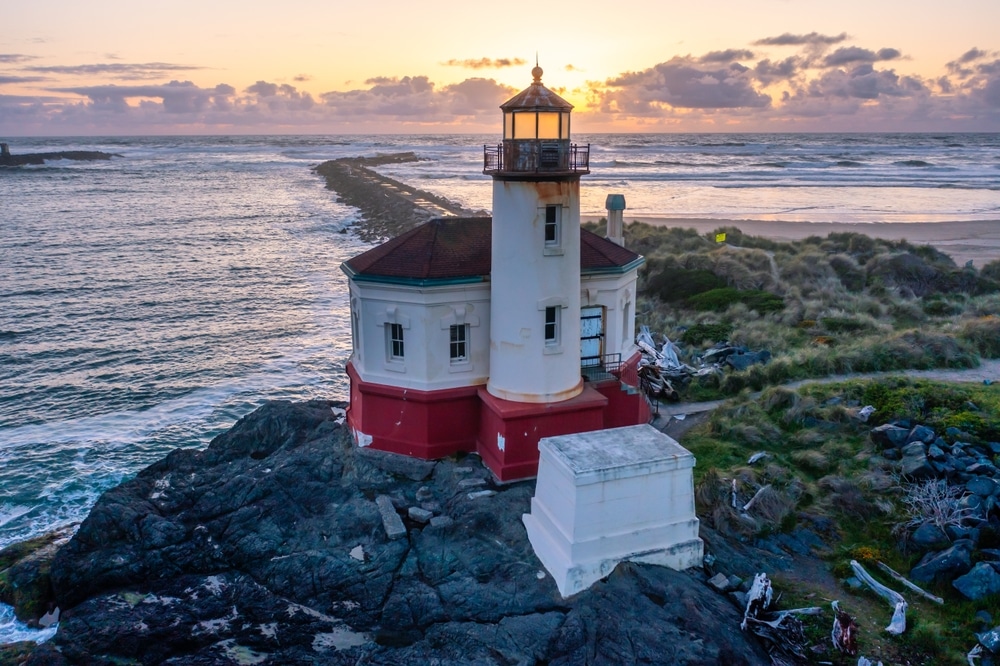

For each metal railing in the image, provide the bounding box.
[581,353,639,388]
[484,142,590,175]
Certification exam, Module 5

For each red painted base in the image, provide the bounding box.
[476,385,608,481]
[346,362,480,459]
[345,352,650,482]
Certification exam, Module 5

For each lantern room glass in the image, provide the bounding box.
[505,111,570,140]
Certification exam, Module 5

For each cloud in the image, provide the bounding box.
[0,75,47,84]
[699,49,754,64]
[293,74,312,82]
[51,80,221,113]
[0,54,37,64]
[565,64,581,72]
[24,62,202,80]
[442,57,527,69]
[320,75,512,119]
[753,56,803,85]
[600,55,770,111]
[822,47,902,67]
[754,32,848,47]
[819,64,924,99]
[946,47,996,76]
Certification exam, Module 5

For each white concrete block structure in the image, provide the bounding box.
[523,424,704,597]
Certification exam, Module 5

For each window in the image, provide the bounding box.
[387,323,404,359]
[544,205,560,245]
[544,306,559,345]
[449,324,468,362]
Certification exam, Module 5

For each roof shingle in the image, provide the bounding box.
[343,217,642,284]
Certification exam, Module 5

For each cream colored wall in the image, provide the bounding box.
[350,280,491,391]
[580,267,640,360]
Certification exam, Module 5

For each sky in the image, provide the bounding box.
[2,0,1000,135]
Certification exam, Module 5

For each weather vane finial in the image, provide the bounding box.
[532,54,543,84]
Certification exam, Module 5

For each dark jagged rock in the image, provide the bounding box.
[0,526,74,623]
[910,523,950,552]
[870,423,910,449]
[34,399,771,664]
[0,149,117,167]
[954,562,1000,601]
[910,539,974,584]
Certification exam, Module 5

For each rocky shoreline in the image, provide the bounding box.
[2,400,772,664]
[313,153,486,242]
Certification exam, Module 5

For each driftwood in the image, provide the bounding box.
[742,484,772,513]
[850,560,907,635]
[875,561,944,605]
[740,574,814,663]
[831,600,859,655]
[741,573,773,630]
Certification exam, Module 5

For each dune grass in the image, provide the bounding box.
[605,221,1000,400]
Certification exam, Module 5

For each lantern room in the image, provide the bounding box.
[484,66,589,175]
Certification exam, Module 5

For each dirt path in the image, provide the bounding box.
[653,358,1000,436]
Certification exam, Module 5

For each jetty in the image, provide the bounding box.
[313,152,485,241]
[0,142,117,166]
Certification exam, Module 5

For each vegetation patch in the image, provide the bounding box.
[680,378,1000,663]
[686,287,785,313]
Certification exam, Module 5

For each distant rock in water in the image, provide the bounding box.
[0,143,118,167]
[21,399,769,664]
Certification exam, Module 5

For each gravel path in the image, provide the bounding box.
[653,358,1000,433]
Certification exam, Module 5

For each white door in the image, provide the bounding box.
[580,306,604,364]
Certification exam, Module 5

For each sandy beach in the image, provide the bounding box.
[585,217,1000,268]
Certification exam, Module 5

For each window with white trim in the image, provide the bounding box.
[544,205,560,246]
[387,323,404,360]
[544,306,559,345]
[449,324,469,362]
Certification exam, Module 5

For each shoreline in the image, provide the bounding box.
[583,216,1000,267]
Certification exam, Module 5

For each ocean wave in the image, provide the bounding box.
[0,603,57,646]
[894,160,933,167]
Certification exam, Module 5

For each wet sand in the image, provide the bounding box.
[586,216,1000,267]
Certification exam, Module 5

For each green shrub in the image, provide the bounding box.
[829,253,866,291]
[681,322,733,346]
[958,316,1000,358]
[644,265,726,302]
[983,259,1000,282]
[922,295,964,317]
[819,316,871,333]
[687,288,785,313]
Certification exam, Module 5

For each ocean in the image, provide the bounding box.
[1,133,999,642]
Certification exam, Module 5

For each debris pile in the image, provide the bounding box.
[635,326,772,400]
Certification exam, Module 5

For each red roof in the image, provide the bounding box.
[343,217,642,284]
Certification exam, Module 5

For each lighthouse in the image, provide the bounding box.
[341,66,649,482]
[484,65,585,404]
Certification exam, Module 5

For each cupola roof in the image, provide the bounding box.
[500,67,573,112]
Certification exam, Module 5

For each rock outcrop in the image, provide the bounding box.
[23,400,770,664]
[0,149,117,166]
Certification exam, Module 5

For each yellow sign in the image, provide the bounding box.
[715,232,727,243]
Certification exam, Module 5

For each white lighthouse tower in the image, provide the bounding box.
[477,66,613,480]
[485,65,584,403]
